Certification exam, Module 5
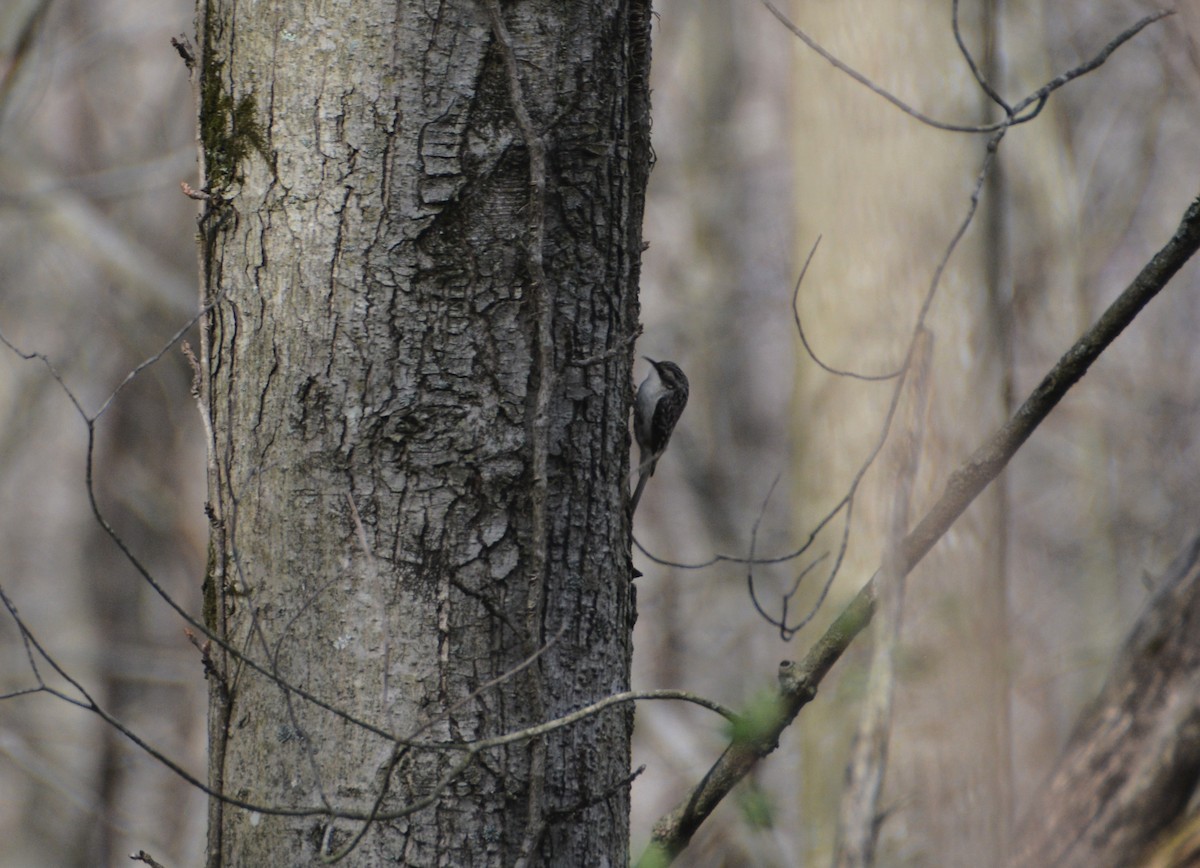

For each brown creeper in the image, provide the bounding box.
[630,357,689,517]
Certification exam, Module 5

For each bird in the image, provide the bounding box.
[630,357,689,518]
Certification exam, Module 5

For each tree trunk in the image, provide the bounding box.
[196,1,652,864]
[1010,534,1200,868]
[789,2,1012,861]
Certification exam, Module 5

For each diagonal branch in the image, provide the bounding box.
[637,193,1200,866]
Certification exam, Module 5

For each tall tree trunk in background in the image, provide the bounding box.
[196,1,652,864]
[791,2,1012,862]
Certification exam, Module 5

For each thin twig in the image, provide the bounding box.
[952,0,1010,113]
[759,0,1018,133]
[791,237,904,381]
[759,1,1170,134]
[3,568,734,826]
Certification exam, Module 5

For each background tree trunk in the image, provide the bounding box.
[1011,534,1200,868]
[788,3,1013,862]
[199,1,651,863]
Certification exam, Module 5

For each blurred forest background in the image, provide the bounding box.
[1,0,1198,865]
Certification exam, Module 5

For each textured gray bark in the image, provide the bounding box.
[196,1,652,864]
[1010,535,1200,868]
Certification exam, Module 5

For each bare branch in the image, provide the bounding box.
[1008,10,1174,118]
[759,0,1015,132]
[4,562,731,828]
[791,236,904,381]
[951,0,1010,112]
[760,1,1171,134]
[130,850,168,868]
[469,689,739,751]
[637,192,1200,866]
